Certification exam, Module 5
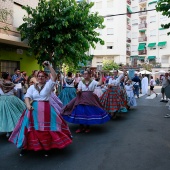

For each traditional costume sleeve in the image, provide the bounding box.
[46,79,56,91]
[25,85,34,100]
[78,81,83,90]
[108,78,112,85]
[116,74,124,83]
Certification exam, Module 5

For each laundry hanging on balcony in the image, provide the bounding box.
[148,43,156,48]
[138,43,146,51]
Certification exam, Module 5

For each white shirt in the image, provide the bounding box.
[150,79,155,86]
[125,85,134,97]
[64,78,75,87]
[25,79,55,101]
[0,88,15,95]
[108,74,124,86]
[78,80,98,91]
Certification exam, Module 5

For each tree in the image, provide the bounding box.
[18,0,105,68]
[141,63,153,72]
[102,60,119,71]
[156,0,170,35]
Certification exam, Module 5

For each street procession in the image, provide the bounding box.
[1,0,170,170]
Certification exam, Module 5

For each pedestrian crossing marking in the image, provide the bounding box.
[146,93,160,99]
[135,94,145,98]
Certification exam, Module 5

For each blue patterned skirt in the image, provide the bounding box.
[58,87,77,106]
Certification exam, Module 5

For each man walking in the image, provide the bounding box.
[12,68,26,100]
[132,73,140,98]
[142,75,148,95]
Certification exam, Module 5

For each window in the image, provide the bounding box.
[97,65,102,71]
[107,28,114,35]
[150,29,156,36]
[159,29,167,36]
[132,19,138,25]
[160,15,168,21]
[107,0,113,8]
[0,60,20,75]
[162,56,169,63]
[132,6,138,12]
[95,1,102,9]
[106,17,114,22]
[131,45,138,52]
[132,32,138,39]
[106,42,114,49]
[150,16,156,23]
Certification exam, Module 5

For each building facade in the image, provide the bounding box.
[89,0,170,72]
[0,0,40,75]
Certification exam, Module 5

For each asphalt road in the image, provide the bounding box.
[1,87,170,170]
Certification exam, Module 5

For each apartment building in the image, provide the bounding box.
[89,0,170,72]
[0,0,39,75]
[88,0,131,70]
[129,0,170,71]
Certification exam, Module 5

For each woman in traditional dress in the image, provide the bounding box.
[0,72,26,138]
[61,70,110,133]
[125,80,137,108]
[58,72,77,106]
[100,70,128,118]
[9,61,72,156]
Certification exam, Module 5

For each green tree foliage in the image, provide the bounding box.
[142,63,153,72]
[102,60,119,71]
[18,0,105,67]
[156,0,170,35]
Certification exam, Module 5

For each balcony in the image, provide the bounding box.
[139,49,147,55]
[126,50,131,56]
[138,36,147,42]
[139,11,147,16]
[127,0,131,5]
[127,38,131,43]
[139,23,147,29]
[139,0,147,3]
[127,25,131,30]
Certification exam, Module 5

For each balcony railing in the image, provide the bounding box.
[127,25,131,30]
[127,38,131,43]
[126,51,131,56]
[139,11,147,16]
[139,49,147,55]
[139,0,147,3]
[138,36,147,42]
[127,13,131,18]
[127,0,131,5]
[139,23,147,29]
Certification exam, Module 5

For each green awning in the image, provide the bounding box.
[138,56,145,60]
[139,30,146,32]
[159,28,165,30]
[158,41,167,46]
[148,43,156,48]
[138,43,146,51]
[148,56,156,60]
[130,55,138,58]
[148,1,158,5]
[127,6,132,13]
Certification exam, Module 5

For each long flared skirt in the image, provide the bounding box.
[58,87,77,106]
[9,101,72,151]
[100,86,128,114]
[0,95,26,132]
[62,92,110,125]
